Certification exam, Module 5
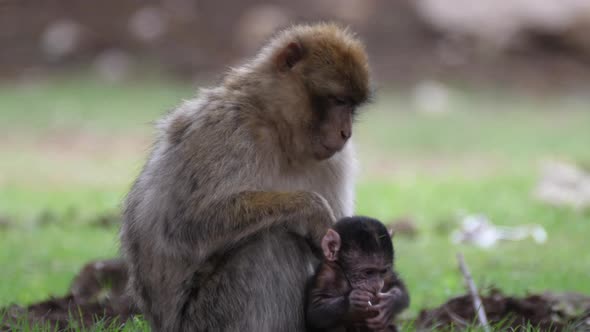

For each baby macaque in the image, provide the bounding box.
[306,216,410,332]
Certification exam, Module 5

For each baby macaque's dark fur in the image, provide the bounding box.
[306,217,410,332]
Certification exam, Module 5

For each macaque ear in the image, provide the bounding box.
[276,41,304,71]
[388,228,395,239]
[321,229,341,261]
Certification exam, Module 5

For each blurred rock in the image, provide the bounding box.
[88,212,121,228]
[35,210,58,226]
[41,20,83,59]
[389,217,419,238]
[234,4,290,54]
[412,80,451,115]
[93,49,133,83]
[70,258,129,305]
[534,160,590,209]
[0,215,12,230]
[128,6,167,43]
[415,0,590,53]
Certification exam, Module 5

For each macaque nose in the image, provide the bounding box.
[340,129,351,140]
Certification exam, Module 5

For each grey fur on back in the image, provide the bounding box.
[120,86,356,331]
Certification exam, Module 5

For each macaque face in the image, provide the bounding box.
[309,93,358,160]
[321,228,392,295]
[274,36,369,161]
[343,254,390,295]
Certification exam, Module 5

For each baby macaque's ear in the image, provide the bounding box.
[388,228,394,238]
[321,229,341,261]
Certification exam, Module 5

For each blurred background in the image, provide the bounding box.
[1,0,589,328]
[4,0,590,88]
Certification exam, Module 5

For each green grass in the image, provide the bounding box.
[1,74,589,330]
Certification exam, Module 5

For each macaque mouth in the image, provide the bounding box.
[321,142,341,153]
[316,143,343,159]
[322,140,348,153]
[312,145,338,160]
[312,136,346,159]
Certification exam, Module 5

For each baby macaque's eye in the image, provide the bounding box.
[364,269,378,277]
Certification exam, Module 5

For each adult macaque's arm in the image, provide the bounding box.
[171,190,335,264]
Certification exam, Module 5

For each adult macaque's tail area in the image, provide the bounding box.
[2,258,139,330]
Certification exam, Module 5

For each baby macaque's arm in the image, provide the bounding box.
[306,263,351,329]
[307,292,349,328]
[382,271,410,315]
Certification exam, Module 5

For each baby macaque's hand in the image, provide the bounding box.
[365,287,405,330]
[348,289,375,319]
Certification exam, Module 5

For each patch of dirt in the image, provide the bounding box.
[86,211,122,229]
[0,131,150,161]
[1,258,138,330]
[415,289,590,331]
[3,258,590,331]
[0,131,149,188]
[0,216,13,230]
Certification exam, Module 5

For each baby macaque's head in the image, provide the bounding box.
[321,216,394,294]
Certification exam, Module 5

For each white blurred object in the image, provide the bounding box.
[93,50,132,83]
[41,20,82,59]
[535,161,590,209]
[412,80,451,115]
[129,6,167,43]
[415,0,590,50]
[451,214,547,248]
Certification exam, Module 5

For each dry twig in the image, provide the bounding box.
[456,252,490,332]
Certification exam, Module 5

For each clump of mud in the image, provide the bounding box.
[2,259,138,330]
[3,258,590,331]
[415,289,590,331]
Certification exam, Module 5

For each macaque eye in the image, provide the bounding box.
[364,269,378,277]
[330,96,349,106]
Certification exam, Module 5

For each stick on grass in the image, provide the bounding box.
[457,252,490,332]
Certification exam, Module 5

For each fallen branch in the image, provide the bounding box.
[456,252,490,332]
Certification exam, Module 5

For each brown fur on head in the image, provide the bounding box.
[224,23,371,163]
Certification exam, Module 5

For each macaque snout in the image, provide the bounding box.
[319,105,353,154]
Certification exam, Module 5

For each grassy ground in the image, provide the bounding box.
[1,75,589,330]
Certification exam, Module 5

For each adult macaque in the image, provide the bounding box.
[306,217,410,332]
[120,23,371,331]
